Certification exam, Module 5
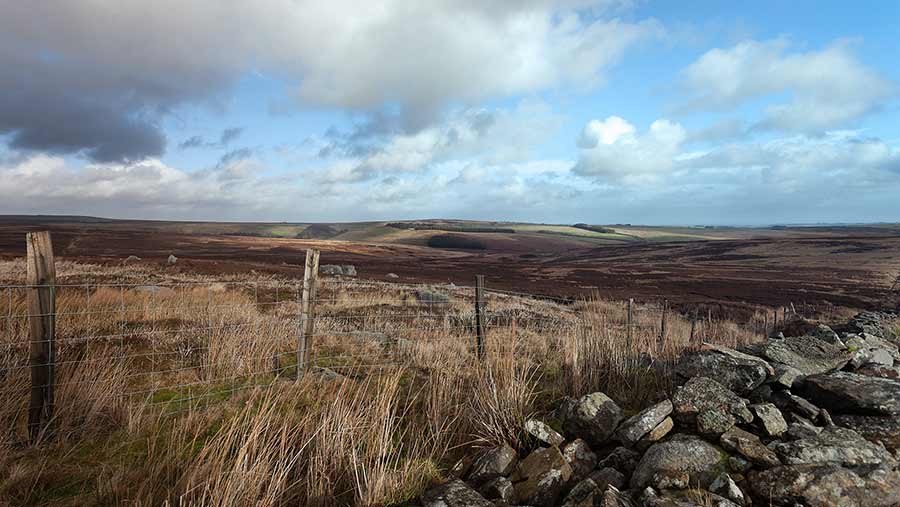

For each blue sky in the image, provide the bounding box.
[1,0,898,225]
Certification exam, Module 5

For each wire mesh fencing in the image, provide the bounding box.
[1,268,780,445]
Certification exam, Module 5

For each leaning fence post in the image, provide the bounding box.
[626,298,634,349]
[27,231,56,443]
[474,275,486,361]
[297,249,320,378]
[689,312,697,345]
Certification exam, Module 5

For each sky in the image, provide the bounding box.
[1,0,899,225]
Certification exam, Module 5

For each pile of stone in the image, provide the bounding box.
[421,311,900,506]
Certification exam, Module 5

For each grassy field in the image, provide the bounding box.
[0,260,772,506]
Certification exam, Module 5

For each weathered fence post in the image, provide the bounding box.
[297,249,320,378]
[27,231,56,443]
[626,298,634,349]
[474,275,486,361]
[659,299,668,350]
[689,308,697,345]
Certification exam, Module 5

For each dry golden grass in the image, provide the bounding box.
[0,260,766,506]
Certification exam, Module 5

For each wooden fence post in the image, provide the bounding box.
[27,231,56,443]
[474,275,486,361]
[659,300,668,350]
[626,298,634,349]
[297,249,320,378]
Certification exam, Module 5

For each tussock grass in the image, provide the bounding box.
[0,260,765,506]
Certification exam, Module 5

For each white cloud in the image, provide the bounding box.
[314,100,564,182]
[573,117,686,182]
[0,0,659,158]
[680,39,897,133]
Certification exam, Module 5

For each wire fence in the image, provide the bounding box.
[2,261,798,445]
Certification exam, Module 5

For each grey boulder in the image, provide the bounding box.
[559,392,624,447]
[762,335,851,375]
[675,346,772,394]
[422,480,493,507]
[800,371,900,416]
[630,434,728,490]
[615,399,673,447]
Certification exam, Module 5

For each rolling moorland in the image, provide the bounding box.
[1,215,898,316]
[0,215,899,505]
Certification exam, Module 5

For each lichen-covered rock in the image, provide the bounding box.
[588,467,626,491]
[525,419,565,447]
[598,485,634,507]
[561,438,597,479]
[709,473,745,505]
[672,377,753,436]
[719,426,780,468]
[750,403,787,437]
[811,324,845,347]
[510,446,573,506]
[768,363,804,390]
[467,443,517,486]
[856,363,900,379]
[762,335,851,375]
[479,476,514,502]
[770,426,897,468]
[800,371,900,416]
[422,479,493,507]
[615,399,673,447]
[675,346,772,394]
[640,487,740,507]
[750,464,900,507]
[637,416,674,451]
[834,414,900,450]
[597,446,641,476]
[559,392,624,446]
[630,434,728,490]
[842,311,899,343]
[770,390,820,419]
[560,478,600,507]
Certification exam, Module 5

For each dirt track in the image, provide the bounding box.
[1,220,898,315]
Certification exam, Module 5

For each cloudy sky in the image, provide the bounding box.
[2,1,899,225]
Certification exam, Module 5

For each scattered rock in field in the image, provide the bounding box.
[768,363,804,390]
[856,363,900,379]
[123,255,141,264]
[422,479,493,507]
[762,335,851,375]
[672,376,753,436]
[842,311,899,342]
[588,467,626,491]
[800,371,900,416]
[560,478,600,507]
[771,426,897,467]
[770,390,820,419]
[320,265,343,275]
[675,345,772,394]
[630,434,727,490]
[833,414,900,450]
[309,366,346,381]
[340,264,357,276]
[167,254,178,265]
[526,419,565,447]
[561,438,597,479]
[510,446,573,506]
[750,464,900,507]
[478,476,514,502]
[596,447,640,476]
[719,426,780,468]
[597,486,633,507]
[615,399,673,447]
[750,403,787,437]
[467,443,517,486]
[811,324,845,347]
[636,417,674,451]
[558,392,623,447]
[709,473,745,505]
[386,272,399,279]
[415,289,451,306]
